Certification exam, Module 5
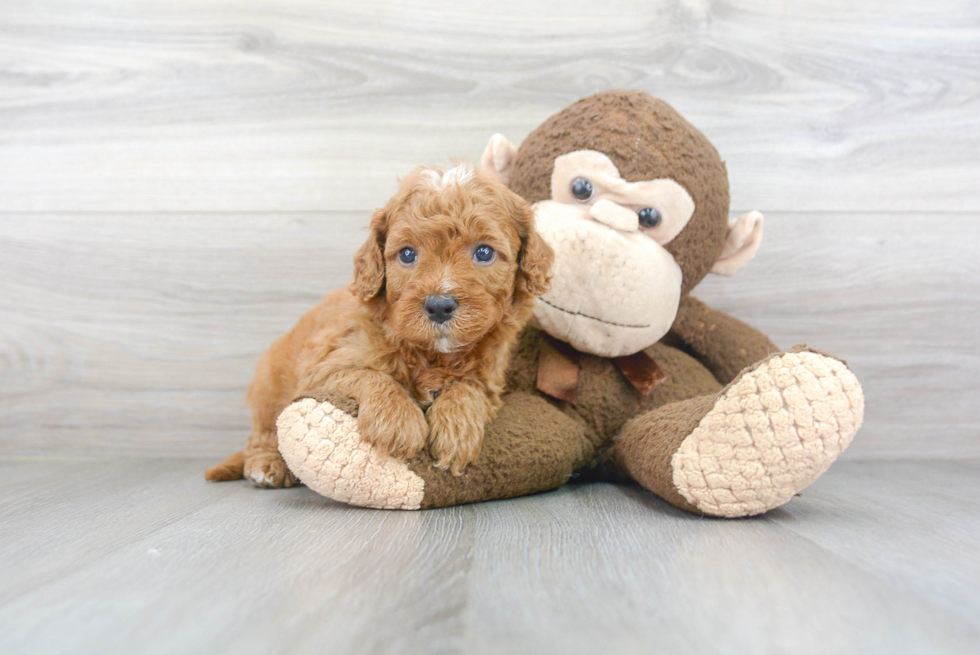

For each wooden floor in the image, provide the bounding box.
[1,458,977,654]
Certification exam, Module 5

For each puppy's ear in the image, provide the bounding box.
[351,208,388,302]
[513,199,553,297]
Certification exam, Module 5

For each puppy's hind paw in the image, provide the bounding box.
[244,451,297,489]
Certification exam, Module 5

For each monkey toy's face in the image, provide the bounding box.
[481,91,764,358]
[529,150,697,357]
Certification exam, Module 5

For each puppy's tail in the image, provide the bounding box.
[205,450,245,482]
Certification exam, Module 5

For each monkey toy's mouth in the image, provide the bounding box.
[537,297,651,330]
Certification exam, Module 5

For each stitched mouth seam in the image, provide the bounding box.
[539,297,651,329]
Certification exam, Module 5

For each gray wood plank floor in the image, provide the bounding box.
[0,458,977,655]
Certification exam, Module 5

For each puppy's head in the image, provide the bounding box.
[351,164,553,353]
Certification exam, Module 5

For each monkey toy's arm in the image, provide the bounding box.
[277,390,598,510]
[667,294,780,385]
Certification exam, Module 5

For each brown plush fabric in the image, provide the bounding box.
[637,340,725,407]
[509,90,730,294]
[668,295,779,385]
[409,323,741,508]
[613,394,720,513]
[409,392,595,508]
[406,327,731,508]
[300,389,360,417]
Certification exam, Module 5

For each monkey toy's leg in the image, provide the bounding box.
[613,348,864,517]
[277,392,599,510]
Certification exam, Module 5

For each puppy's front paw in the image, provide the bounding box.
[427,401,484,476]
[244,450,297,488]
[358,395,429,461]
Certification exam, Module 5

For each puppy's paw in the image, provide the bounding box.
[427,401,484,476]
[358,394,429,461]
[244,450,297,489]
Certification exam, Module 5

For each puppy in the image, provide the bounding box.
[206,164,553,487]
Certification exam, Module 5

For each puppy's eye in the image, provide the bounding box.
[398,247,417,264]
[473,245,496,264]
[638,207,661,228]
[571,177,594,202]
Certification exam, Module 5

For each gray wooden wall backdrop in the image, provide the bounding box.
[1,0,978,459]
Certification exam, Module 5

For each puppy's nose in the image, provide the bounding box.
[424,294,458,324]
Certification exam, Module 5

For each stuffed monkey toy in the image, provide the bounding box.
[273,90,865,517]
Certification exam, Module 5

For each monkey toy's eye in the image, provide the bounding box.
[398,247,417,264]
[473,245,496,264]
[638,207,661,228]
[571,177,594,202]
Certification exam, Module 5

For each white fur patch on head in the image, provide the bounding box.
[421,165,474,191]
[437,276,456,293]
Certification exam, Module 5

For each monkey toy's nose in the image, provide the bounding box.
[590,198,639,232]
[424,294,459,324]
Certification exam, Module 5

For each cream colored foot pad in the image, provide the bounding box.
[277,398,425,510]
[671,352,864,517]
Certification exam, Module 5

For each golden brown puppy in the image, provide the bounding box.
[206,165,553,487]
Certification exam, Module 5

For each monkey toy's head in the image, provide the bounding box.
[482,90,764,357]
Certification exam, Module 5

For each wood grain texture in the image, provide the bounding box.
[0,458,977,654]
[2,212,977,458]
[0,213,364,455]
[1,0,978,213]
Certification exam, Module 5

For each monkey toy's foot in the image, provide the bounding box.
[618,348,865,518]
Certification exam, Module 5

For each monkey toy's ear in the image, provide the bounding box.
[350,208,388,301]
[481,133,519,186]
[711,210,765,276]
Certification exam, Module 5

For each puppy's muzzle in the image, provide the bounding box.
[424,294,458,325]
